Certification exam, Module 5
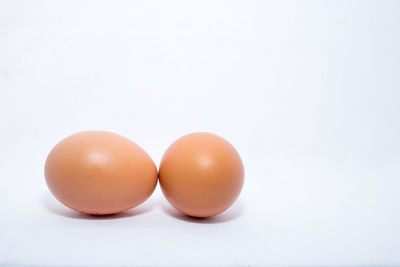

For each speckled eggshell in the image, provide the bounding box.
[159,132,244,218]
[45,131,158,215]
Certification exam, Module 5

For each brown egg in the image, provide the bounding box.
[159,132,244,218]
[45,131,157,215]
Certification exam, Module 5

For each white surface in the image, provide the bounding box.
[1,0,400,266]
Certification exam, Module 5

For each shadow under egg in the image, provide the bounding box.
[160,199,244,224]
[41,194,154,220]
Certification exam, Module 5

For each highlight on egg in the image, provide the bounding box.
[44,131,158,215]
[159,132,244,218]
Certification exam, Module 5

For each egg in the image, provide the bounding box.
[45,131,157,215]
[159,132,244,218]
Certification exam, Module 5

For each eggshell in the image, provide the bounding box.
[159,132,244,218]
[45,131,157,215]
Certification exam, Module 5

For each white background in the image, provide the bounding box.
[1,0,400,266]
